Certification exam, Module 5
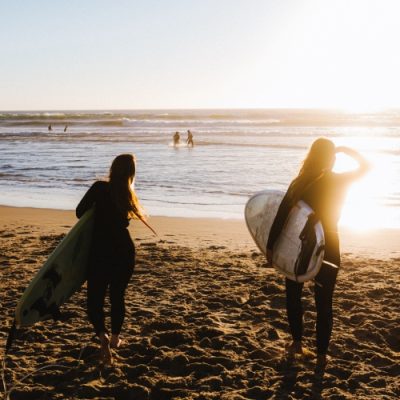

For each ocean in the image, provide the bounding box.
[0,109,399,230]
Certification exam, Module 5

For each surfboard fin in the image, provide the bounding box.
[48,304,62,321]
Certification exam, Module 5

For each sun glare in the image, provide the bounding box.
[340,104,386,115]
[334,150,394,232]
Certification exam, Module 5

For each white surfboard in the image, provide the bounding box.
[245,190,325,282]
[15,209,94,327]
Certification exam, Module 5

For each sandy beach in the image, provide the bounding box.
[1,206,399,399]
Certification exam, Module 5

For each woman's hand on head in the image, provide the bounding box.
[335,145,371,178]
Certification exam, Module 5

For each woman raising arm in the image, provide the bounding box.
[266,138,370,370]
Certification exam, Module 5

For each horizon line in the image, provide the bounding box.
[1,106,399,113]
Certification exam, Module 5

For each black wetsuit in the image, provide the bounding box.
[76,181,135,336]
[267,171,353,354]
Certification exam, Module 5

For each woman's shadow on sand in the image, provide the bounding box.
[273,355,327,400]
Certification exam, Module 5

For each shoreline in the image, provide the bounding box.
[0,205,399,259]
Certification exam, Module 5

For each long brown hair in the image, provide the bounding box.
[109,154,145,220]
[287,137,335,204]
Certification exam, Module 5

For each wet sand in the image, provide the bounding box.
[0,206,399,399]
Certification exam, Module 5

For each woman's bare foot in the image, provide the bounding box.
[286,340,303,357]
[99,332,112,366]
[281,340,303,366]
[110,334,123,349]
[285,341,315,362]
[315,353,328,373]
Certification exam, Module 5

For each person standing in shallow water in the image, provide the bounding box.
[186,130,194,147]
[76,154,151,365]
[266,138,370,371]
[173,131,180,146]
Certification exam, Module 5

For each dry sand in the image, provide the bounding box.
[0,206,399,399]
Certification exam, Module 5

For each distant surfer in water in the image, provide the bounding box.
[173,131,180,146]
[186,130,194,147]
[48,124,52,131]
[76,154,155,365]
[266,138,370,371]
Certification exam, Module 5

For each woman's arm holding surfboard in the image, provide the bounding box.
[76,181,100,218]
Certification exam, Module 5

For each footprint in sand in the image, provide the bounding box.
[0,232,15,238]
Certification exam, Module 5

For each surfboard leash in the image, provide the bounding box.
[1,331,94,400]
[1,319,15,399]
[1,319,16,396]
[3,320,16,357]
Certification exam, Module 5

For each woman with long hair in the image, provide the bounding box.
[267,138,369,370]
[76,154,153,365]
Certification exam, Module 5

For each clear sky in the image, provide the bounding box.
[1,0,399,110]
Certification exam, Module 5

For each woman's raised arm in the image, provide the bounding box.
[335,146,371,181]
